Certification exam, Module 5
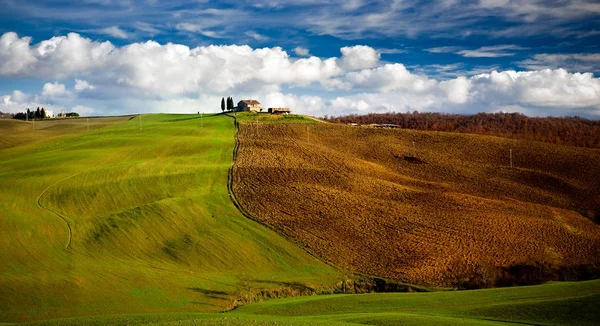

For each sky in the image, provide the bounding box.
[1,0,599,118]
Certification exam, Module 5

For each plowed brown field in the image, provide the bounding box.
[232,122,600,287]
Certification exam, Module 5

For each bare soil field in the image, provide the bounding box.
[233,123,600,287]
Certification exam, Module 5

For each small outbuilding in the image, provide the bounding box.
[268,107,291,114]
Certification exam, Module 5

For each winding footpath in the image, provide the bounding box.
[37,172,82,250]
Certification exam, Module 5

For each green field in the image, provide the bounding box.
[1,114,598,325]
[0,114,339,323]
[15,279,600,325]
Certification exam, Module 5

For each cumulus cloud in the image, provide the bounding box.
[42,82,69,97]
[74,79,96,92]
[0,32,114,78]
[0,32,599,118]
[0,89,65,114]
[348,64,437,92]
[439,76,471,104]
[470,69,600,109]
[0,32,37,75]
[294,46,310,56]
[72,105,97,116]
[340,45,380,70]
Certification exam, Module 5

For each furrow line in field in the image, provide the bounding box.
[37,172,83,250]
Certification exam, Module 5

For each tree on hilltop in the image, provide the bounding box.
[221,97,225,112]
[227,97,234,111]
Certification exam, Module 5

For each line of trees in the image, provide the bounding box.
[221,97,236,112]
[326,111,600,148]
[12,107,79,120]
[13,107,47,120]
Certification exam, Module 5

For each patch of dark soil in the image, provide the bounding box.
[402,155,427,164]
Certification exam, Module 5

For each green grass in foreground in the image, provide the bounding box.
[18,279,600,325]
[0,114,339,323]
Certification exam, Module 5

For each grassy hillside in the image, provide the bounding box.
[233,122,600,287]
[19,279,600,325]
[0,117,130,150]
[0,114,339,323]
[232,112,316,124]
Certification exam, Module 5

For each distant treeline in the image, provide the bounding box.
[8,108,79,120]
[326,112,600,148]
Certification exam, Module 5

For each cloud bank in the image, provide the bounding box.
[1,32,599,118]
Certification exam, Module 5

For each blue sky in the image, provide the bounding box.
[1,0,599,117]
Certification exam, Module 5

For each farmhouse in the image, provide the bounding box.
[237,100,262,112]
[268,107,291,114]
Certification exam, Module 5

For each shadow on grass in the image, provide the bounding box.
[186,287,230,299]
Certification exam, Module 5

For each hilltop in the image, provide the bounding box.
[233,120,600,287]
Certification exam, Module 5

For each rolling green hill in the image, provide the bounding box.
[0,114,339,323]
[17,279,600,325]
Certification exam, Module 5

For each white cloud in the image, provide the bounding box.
[0,32,37,75]
[245,31,269,41]
[340,64,437,93]
[294,46,310,57]
[425,45,528,58]
[439,76,471,104]
[10,90,29,103]
[457,45,526,58]
[378,48,407,54]
[340,45,380,70]
[101,26,129,39]
[519,53,600,72]
[0,32,599,118]
[74,79,96,92]
[72,105,97,116]
[0,89,65,114]
[175,23,202,32]
[0,32,115,79]
[42,82,69,97]
[134,22,160,35]
[425,46,462,53]
[175,23,224,38]
[470,69,600,109]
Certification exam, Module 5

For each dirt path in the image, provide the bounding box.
[300,115,328,123]
[37,172,82,250]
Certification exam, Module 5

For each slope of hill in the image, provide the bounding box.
[0,117,129,150]
[20,279,600,325]
[233,122,600,287]
[0,114,340,323]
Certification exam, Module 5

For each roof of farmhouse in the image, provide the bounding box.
[240,100,260,105]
